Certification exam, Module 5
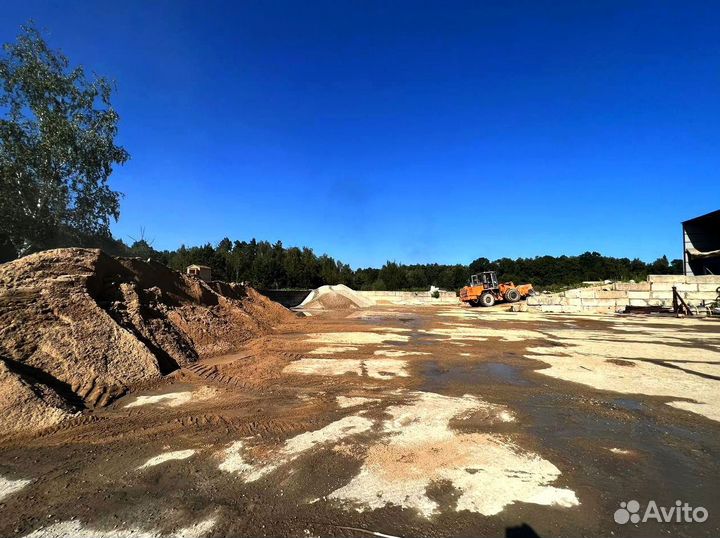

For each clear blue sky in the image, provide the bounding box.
[2,1,719,268]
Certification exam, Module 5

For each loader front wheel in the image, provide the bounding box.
[480,291,495,307]
[505,288,521,303]
[468,299,480,307]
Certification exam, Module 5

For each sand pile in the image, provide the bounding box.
[0,248,292,436]
[299,284,373,310]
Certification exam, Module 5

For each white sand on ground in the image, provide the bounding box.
[308,346,358,355]
[526,325,720,421]
[283,358,409,379]
[218,415,374,482]
[124,387,217,408]
[428,326,545,342]
[329,391,576,517]
[21,517,216,538]
[337,396,380,408]
[0,475,31,501]
[304,332,410,345]
[137,449,196,469]
[373,349,430,357]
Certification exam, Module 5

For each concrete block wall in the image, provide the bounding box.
[527,275,720,314]
[355,290,459,306]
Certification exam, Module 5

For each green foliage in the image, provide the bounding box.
[467,251,682,288]
[118,237,682,292]
[0,24,128,257]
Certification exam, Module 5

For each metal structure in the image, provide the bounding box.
[683,209,720,276]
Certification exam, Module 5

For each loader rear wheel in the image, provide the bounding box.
[480,291,495,307]
[504,288,521,303]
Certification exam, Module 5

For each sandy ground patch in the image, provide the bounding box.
[218,415,374,482]
[429,326,545,342]
[329,392,577,517]
[137,449,196,470]
[0,475,31,501]
[520,322,720,422]
[337,396,380,408]
[283,358,409,379]
[364,359,410,379]
[22,517,216,538]
[667,362,720,376]
[373,349,430,357]
[436,310,567,323]
[5,305,720,538]
[308,346,358,355]
[218,440,267,479]
[610,324,720,339]
[305,332,410,345]
[347,310,405,319]
[544,328,720,358]
[283,358,359,377]
[124,387,217,408]
[611,316,720,328]
[529,351,720,421]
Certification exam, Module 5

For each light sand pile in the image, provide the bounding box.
[299,284,374,310]
[0,248,292,436]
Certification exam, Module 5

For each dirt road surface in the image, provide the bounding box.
[1,306,719,537]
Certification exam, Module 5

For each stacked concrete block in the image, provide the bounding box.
[613,282,651,291]
[526,275,720,314]
[647,275,720,307]
[356,290,459,305]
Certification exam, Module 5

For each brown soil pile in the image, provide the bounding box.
[0,248,293,436]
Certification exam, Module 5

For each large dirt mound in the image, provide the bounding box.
[299,284,374,310]
[0,248,292,436]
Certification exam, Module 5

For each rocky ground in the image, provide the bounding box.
[1,304,719,537]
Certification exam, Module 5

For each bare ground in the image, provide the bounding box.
[1,306,719,538]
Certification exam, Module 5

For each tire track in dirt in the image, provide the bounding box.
[185,363,247,387]
[184,350,306,390]
[34,414,105,438]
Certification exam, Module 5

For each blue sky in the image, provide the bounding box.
[2,1,719,268]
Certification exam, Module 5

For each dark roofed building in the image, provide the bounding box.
[683,210,720,276]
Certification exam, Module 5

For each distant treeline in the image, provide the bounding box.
[95,236,681,291]
[0,231,683,290]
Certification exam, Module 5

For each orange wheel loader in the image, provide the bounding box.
[459,271,534,307]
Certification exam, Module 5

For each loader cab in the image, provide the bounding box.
[470,271,499,289]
